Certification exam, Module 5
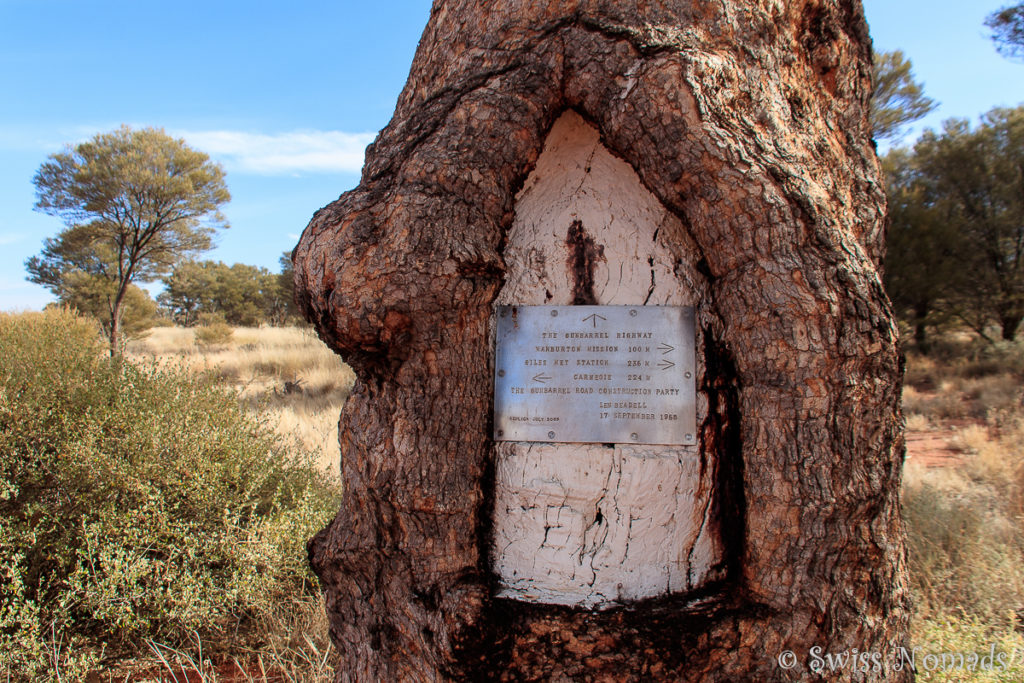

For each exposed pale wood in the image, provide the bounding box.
[295,0,908,680]
[492,111,723,609]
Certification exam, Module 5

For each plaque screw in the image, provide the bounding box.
[498,369,505,377]
[497,429,504,437]
[684,371,692,379]
[685,434,694,441]
[550,310,558,317]
[629,310,637,317]
[547,431,556,439]
[630,432,638,440]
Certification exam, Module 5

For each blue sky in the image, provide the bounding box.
[1,0,1020,311]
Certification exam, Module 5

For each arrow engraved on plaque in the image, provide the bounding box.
[494,306,696,445]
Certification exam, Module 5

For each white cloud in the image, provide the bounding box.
[177,129,376,175]
[0,124,121,153]
[0,124,375,175]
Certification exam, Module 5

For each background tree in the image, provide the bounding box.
[160,259,288,326]
[912,106,1024,341]
[870,50,938,142]
[157,259,214,327]
[51,273,158,340]
[202,262,265,326]
[27,126,229,355]
[986,3,1024,61]
[274,251,303,325]
[882,149,963,351]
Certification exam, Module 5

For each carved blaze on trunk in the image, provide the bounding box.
[490,111,725,610]
[294,0,908,681]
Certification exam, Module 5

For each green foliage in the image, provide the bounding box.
[914,107,1024,341]
[884,104,1024,343]
[882,149,961,350]
[25,223,115,290]
[194,312,235,347]
[27,126,229,355]
[870,50,938,142]
[277,251,304,325]
[161,259,295,327]
[911,616,1024,682]
[48,272,158,342]
[986,3,1024,62]
[0,309,339,680]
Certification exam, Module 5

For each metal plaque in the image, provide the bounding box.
[494,305,696,445]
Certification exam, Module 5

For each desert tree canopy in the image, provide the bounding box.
[870,50,938,142]
[987,3,1024,61]
[27,125,229,354]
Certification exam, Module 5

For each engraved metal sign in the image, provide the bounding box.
[494,305,696,445]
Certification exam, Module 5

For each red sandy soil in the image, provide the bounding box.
[97,658,288,682]
[905,428,966,468]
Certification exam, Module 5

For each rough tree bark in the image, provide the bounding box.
[294,0,908,680]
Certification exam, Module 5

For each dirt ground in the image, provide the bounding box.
[905,428,966,468]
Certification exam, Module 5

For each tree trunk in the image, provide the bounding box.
[109,291,124,358]
[913,301,930,353]
[294,1,909,680]
[1000,313,1021,341]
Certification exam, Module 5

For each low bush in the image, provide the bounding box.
[195,312,235,348]
[0,309,339,680]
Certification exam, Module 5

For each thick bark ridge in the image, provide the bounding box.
[295,0,908,680]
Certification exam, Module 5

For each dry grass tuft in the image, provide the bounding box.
[128,326,355,477]
[905,412,932,431]
[902,343,1024,675]
[901,349,1024,423]
[128,596,338,682]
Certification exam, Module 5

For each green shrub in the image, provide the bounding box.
[0,309,338,680]
[194,312,234,347]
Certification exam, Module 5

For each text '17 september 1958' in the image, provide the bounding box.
[493,305,696,445]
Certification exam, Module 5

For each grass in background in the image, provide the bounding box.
[903,339,1024,423]
[127,325,355,477]
[902,337,1024,681]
